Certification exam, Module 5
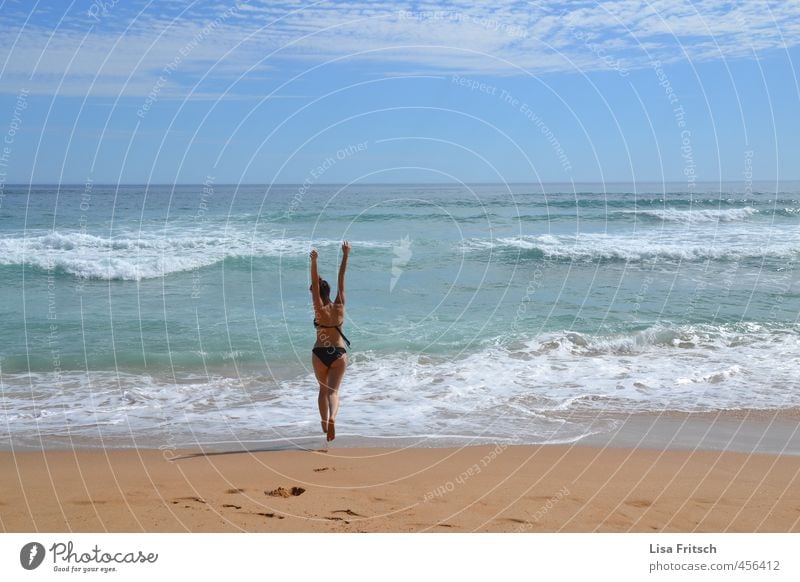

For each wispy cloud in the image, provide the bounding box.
[1,0,798,97]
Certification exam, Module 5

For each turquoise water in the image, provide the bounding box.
[1,182,799,448]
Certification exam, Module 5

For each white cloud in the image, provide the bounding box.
[1,0,798,97]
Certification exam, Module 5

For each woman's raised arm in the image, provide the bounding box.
[335,241,350,304]
[310,249,322,310]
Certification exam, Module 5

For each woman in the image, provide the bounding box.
[309,241,351,442]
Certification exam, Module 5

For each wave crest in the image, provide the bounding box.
[629,207,758,223]
[0,230,349,280]
[464,232,799,263]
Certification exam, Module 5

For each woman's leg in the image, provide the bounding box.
[312,354,330,433]
[325,355,347,441]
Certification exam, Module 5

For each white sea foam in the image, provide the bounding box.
[0,230,383,280]
[2,323,797,447]
[466,228,800,262]
[628,207,759,223]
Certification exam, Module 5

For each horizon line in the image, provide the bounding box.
[3,179,796,187]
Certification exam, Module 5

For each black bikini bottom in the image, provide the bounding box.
[312,347,347,368]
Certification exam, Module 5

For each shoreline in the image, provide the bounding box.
[2,440,799,533]
[5,409,799,456]
[579,410,800,456]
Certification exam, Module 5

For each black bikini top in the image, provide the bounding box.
[313,319,351,347]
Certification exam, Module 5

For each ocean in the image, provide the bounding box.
[1,182,798,449]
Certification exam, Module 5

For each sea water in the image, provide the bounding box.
[1,182,798,448]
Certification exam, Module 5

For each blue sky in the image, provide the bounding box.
[0,0,798,184]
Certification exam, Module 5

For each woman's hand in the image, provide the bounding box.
[341,241,351,255]
[310,249,318,261]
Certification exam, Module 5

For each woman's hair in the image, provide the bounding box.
[313,277,331,302]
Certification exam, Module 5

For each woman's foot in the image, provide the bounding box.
[321,419,328,434]
[326,419,336,442]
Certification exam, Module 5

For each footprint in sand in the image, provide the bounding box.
[225,488,245,494]
[255,512,285,519]
[173,496,206,504]
[503,517,527,524]
[222,504,242,509]
[265,486,305,498]
[332,509,364,517]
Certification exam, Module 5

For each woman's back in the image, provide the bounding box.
[314,303,346,348]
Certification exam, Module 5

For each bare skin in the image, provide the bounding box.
[310,241,350,441]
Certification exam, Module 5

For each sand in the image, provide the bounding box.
[2,443,799,532]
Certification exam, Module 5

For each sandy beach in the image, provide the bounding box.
[2,441,799,533]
